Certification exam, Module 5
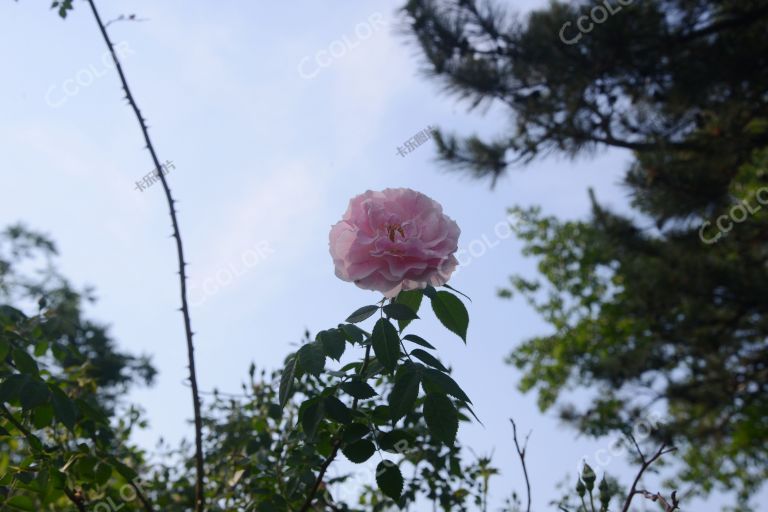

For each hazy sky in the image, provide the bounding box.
[1,1,758,510]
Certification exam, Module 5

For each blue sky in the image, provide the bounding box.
[1,1,759,510]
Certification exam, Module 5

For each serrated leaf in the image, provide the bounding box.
[20,380,49,411]
[339,323,367,344]
[422,368,471,403]
[324,396,352,424]
[372,405,392,425]
[0,374,28,403]
[300,399,324,439]
[410,349,448,372]
[429,290,468,342]
[342,439,376,463]
[402,334,436,350]
[378,430,414,453]
[341,379,377,400]
[376,461,404,500]
[11,348,38,376]
[423,393,458,445]
[371,318,400,373]
[342,423,370,443]
[278,355,298,409]
[318,329,346,361]
[297,343,326,377]
[389,366,422,421]
[346,305,379,323]
[382,303,419,322]
[49,384,77,430]
[395,289,423,331]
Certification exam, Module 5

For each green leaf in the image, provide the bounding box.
[372,405,392,425]
[376,460,404,500]
[339,323,367,344]
[410,349,448,372]
[324,396,352,424]
[49,387,76,430]
[75,399,109,424]
[395,289,423,331]
[297,343,326,377]
[6,495,36,511]
[110,459,138,481]
[0,338,9,361]
[0,374,28,403]
[383,303,419,322]
[402,334,436,350]
[342,439,376,463]
[20,380,50,411]
[444,284,472,302]
[346,305,380,323]
[11,349,38,376]
[31,403,54,429]
[422,368,471,403]
[94,462,112,486]
[389,365,422,421]
[278,355,298,409]
[342,423,370,443]
[429,290,469,342]
[300,398,324,439]
[371,318,400,373]
[341,379,377,400]
[423,393,459,445]
[318,329,346,361]
[378,430,414,453]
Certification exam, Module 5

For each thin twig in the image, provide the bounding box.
[510,418,532,512]
[634,489,680,511]
[105,14,148,27]
[621,438,677,512]
[84,1,205,510]
[129,480,155,512]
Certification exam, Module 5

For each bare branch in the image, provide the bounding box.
[621,441,677,512]
[510,418,532,512]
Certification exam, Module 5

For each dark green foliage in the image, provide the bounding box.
[423,393,459,445]
[371,318,401,373]
[427,290,469,342]
[271,289,476,509]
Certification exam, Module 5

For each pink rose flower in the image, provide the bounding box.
[329,188,460,297]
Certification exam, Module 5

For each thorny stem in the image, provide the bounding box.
[84,1,205,510]
[299,344,373,511]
